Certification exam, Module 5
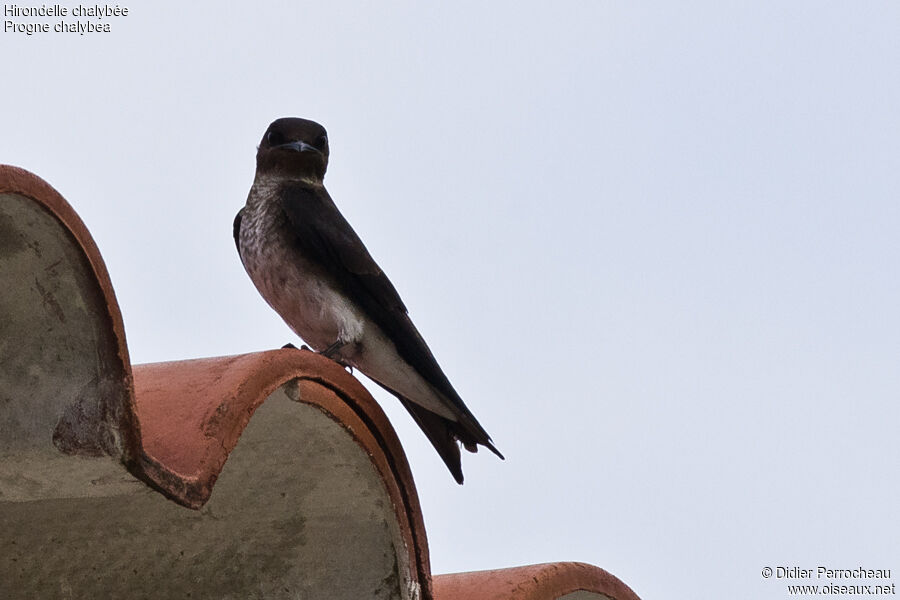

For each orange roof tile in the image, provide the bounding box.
[1,166,641,599]
[131,349,433,597]
[0,163,139,465]
[434,562,641,600]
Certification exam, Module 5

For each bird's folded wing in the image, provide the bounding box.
[276,184,483,430]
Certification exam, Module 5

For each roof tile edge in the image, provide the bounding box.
[131,348,434,599]
[433,562,641,600]
[0,164,141,464]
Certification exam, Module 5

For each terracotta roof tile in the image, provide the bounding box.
[434,562,641,600]
[131,349,433,598]
[0,164,139,470]
[1,166,640,599]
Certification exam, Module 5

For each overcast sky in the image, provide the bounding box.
[3,3,899,599]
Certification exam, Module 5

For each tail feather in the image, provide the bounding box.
[368,374,503,483]
[372,383,502,483]
[454,412,504,460]
[397,396,466,484]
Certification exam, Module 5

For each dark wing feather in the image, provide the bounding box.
[233,208,243,254]
[278,183,499,452]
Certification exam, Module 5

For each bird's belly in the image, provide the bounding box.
[243,246,364,351]
[344,327,457,420]
[239,217,456,421]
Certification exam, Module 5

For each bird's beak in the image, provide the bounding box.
[276,141,321,154]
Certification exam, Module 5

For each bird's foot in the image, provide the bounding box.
[286,339,354,373]
[282,342,315,352]
[318,340,355,374]
[321,339,345,359]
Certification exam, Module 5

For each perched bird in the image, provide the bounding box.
[234,117,502,483]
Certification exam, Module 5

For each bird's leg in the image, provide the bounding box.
[320,340,354,374]
[321,339,345,359]
[281,339,354,372]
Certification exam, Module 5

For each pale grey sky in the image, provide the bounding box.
[3,3,899,598]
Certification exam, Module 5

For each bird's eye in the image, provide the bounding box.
[315,134,328,149]
[266,130,285,146]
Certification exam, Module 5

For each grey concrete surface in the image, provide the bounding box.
[2,190,412,598]
[1,191,131,501]
[1,388,414,599]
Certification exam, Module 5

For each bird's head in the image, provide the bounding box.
[256,117,330,182]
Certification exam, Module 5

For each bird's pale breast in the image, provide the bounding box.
[239,181,365,350]
[239,177,457,421]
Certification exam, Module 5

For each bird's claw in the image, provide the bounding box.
[284,340,352,373]
[282,343,315,353]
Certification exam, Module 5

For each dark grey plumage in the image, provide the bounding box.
[234,117,501,482]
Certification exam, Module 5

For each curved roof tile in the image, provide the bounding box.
[131,349,433,598]
[433,562,641,600]
[1,166,640,599]
[0,164,139,469]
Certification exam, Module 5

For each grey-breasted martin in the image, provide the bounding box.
[234,117,502,483]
